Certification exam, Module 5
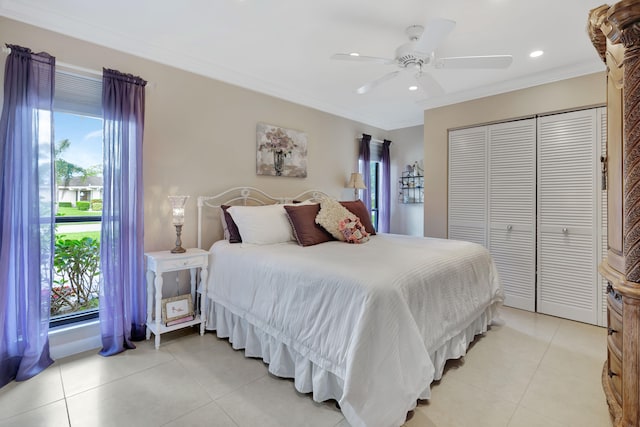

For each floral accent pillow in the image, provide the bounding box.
[338,217,370,244]
[315,198,370,243]
[340,200,376,235]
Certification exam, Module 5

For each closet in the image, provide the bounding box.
[488,119,537,312]
[448,108,606,325]
[448,126,488,247]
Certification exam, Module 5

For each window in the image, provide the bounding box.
[50,70,103,327]
[364,140,384,231]
[369,162,380,231]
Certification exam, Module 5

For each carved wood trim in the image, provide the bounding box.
[602,361,623,425]
[589,5,611,62]
[622,49,640,282]
[622,295,640,426]
[606,1,640,282]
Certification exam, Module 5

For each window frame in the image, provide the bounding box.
[370,161,380,231]
[50,69,103,328]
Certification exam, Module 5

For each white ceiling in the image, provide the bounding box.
[0,0,606,130]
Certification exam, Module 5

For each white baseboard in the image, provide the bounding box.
[49,320,101,360]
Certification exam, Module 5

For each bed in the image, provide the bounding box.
[197,187,503,427]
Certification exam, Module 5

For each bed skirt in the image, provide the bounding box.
[205,299,501,426]
[205,300,346,402]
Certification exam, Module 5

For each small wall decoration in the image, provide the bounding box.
[256,122,307,177]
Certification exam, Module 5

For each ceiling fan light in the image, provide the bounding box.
[408,85,418,91]
[529,50,544,58]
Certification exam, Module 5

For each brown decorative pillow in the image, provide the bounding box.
[284,204,335,247]
[221,205,242,243]
[340,200,376,235]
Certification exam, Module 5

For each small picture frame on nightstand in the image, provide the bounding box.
[161,294,194,325]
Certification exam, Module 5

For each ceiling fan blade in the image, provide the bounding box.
[356,70,401,94]
[415,72,445,97]
[437,55,513,69]
[414,18,456,54]
[331,53,395,65]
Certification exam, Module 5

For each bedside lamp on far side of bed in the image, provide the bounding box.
[347,172,367,201]
[168,195,189,253]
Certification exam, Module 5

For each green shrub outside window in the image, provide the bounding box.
[51,236,100,316]
[76,201,90,211]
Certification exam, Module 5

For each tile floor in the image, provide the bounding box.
[0,307,611,427]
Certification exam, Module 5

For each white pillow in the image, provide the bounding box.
[227,204,295,244]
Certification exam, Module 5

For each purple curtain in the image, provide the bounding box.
[99,68,147,356]
[0,45,55,387]
[359,134,371,210]
[379,139,392,233]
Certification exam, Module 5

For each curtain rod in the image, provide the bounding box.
[3,45,103,78]
[357,136,384,144]
[2,46,155,87]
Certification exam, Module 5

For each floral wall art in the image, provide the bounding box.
[256,123,308,177]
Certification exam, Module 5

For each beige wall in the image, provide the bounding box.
[1,17,606,246]
[423,72,606,239]
[0,17,388,252]
[388,125,424,236]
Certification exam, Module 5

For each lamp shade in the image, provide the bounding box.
[347,172,367,190]
[168,195,189,225]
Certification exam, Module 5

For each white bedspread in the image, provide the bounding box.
[206,234,503,427]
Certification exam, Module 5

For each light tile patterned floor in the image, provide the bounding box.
[0,307,611,427]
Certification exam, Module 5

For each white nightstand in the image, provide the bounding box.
[144,248,209,349]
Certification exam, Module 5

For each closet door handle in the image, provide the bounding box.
[562,227,568,234]
[506,225,512,231]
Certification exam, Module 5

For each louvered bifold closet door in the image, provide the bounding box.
[537,109,599,324]
[488,119,536,311]
[448,127,487,246]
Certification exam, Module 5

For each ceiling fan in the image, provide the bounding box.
[331,18,513,96]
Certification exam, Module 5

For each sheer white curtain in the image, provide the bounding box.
[99,68,147,356]
[0,44,55,387]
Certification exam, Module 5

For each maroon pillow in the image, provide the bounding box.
[221,205,242,243]
[284,204,335,247]
[340,200,376,235]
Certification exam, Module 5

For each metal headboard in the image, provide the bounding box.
[197,187,331,249]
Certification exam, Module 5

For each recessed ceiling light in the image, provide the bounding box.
[349,52,360,57]
[408,85,418,91]
[529,50,544,58]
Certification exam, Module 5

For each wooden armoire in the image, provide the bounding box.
[588,2,640,425]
